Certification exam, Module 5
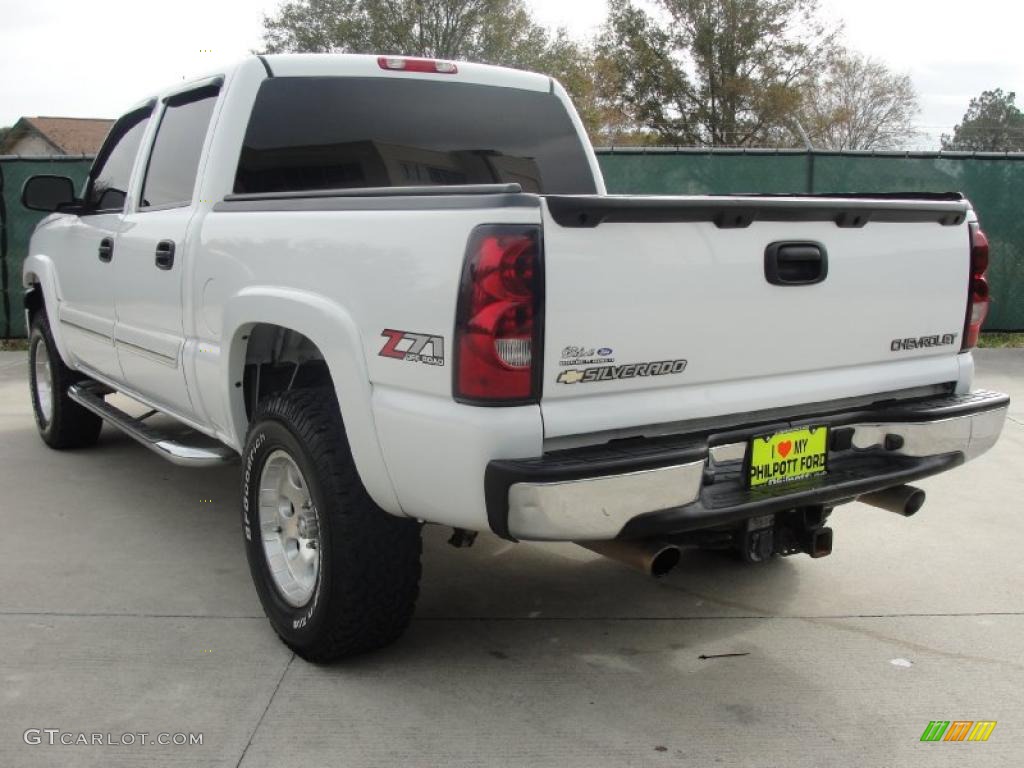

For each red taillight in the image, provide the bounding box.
[454,226,543,404]
[962,223,991,350]
[377,56,458,74]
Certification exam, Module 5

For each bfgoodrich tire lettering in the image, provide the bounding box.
[241,388,421,662]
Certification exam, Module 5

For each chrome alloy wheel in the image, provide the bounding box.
[32,337,53,426]
[258,450,321,607]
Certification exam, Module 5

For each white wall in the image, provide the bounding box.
[4,134,58,156]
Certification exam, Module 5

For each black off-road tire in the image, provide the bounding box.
[28,312,103,449]
[241,388,422,662]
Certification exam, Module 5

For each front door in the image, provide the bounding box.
[113,84,219,417]
[55,106,152,382]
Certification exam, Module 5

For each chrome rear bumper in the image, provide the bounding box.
[486,390,1009,542]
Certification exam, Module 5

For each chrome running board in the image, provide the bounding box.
[68,381,236,467]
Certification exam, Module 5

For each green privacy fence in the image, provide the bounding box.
[0,156,92,337]
[597,148,1024,330]
[1,150,1022,336]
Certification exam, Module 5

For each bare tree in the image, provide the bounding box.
[797,50,918,150]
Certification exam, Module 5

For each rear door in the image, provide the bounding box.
[112,83,220,417]
[54,106,152,381]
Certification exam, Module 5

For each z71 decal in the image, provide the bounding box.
[557,359,687,384]
[379,329,445,367]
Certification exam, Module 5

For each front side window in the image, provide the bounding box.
[234,77,598,196]
[140,86,219,209]
[85,106,152,212]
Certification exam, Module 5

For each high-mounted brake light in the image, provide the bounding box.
[454,225,544,404]
[962,222,991,351]
[377,56,458,74]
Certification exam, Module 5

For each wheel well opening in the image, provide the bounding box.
[241,324,332,420]
[25,282,44,321]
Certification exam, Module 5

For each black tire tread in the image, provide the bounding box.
[248,387,421,662]
[29,312,102,449]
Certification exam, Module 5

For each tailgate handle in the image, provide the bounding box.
[765,242,828,286]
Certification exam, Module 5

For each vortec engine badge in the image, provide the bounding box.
[557,359,687,384]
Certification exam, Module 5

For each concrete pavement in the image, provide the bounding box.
[1,349,1021,767]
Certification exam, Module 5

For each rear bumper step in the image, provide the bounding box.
[68,382,236,467]
[486,390,1009,542]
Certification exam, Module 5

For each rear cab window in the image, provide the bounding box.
[233,77,597,195]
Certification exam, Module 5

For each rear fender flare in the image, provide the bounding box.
[222,287,403,516]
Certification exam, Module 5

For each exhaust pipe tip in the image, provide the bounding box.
[859,485,926,517]
[650,546,682,577]
[576,539,682,577]
[902,488,926,517]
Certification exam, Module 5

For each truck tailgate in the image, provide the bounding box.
[539,195,972,438]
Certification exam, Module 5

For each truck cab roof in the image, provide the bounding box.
[134,53,555,127]
[260,53,553,92]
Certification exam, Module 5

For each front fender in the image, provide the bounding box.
[22,253,72,365]
[221,286,403,516]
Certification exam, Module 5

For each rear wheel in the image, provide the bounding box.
[241,388,421,662]
[28,313,102,449]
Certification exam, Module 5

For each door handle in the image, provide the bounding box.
[765,241,828,285]
[98,237,113,263]
[155,240,176,270]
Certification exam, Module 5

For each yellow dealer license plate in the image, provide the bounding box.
[748,426,828,488]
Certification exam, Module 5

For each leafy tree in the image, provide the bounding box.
[797,50,918,150]
[264,0,537,63]
[942,89,1024,152]
[592,2,687,145]
[261,0,602,133]
[0,126,10,149]
[597,0,840,146]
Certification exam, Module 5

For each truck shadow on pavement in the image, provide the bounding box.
[4,418,801,654]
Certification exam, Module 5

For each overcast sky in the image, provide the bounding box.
[1,0,1021,149]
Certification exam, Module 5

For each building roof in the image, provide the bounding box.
[1,116,114,155]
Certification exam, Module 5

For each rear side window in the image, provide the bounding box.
[234,77,597,195]
[86,106,152,212]
[140,86,219,209]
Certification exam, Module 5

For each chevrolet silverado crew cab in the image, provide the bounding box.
[21,54,1009,661]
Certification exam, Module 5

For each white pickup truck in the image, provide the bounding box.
[21,54,1009,661]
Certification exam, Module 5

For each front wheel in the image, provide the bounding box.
[28,312,102,449]
[241,388,421,662]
